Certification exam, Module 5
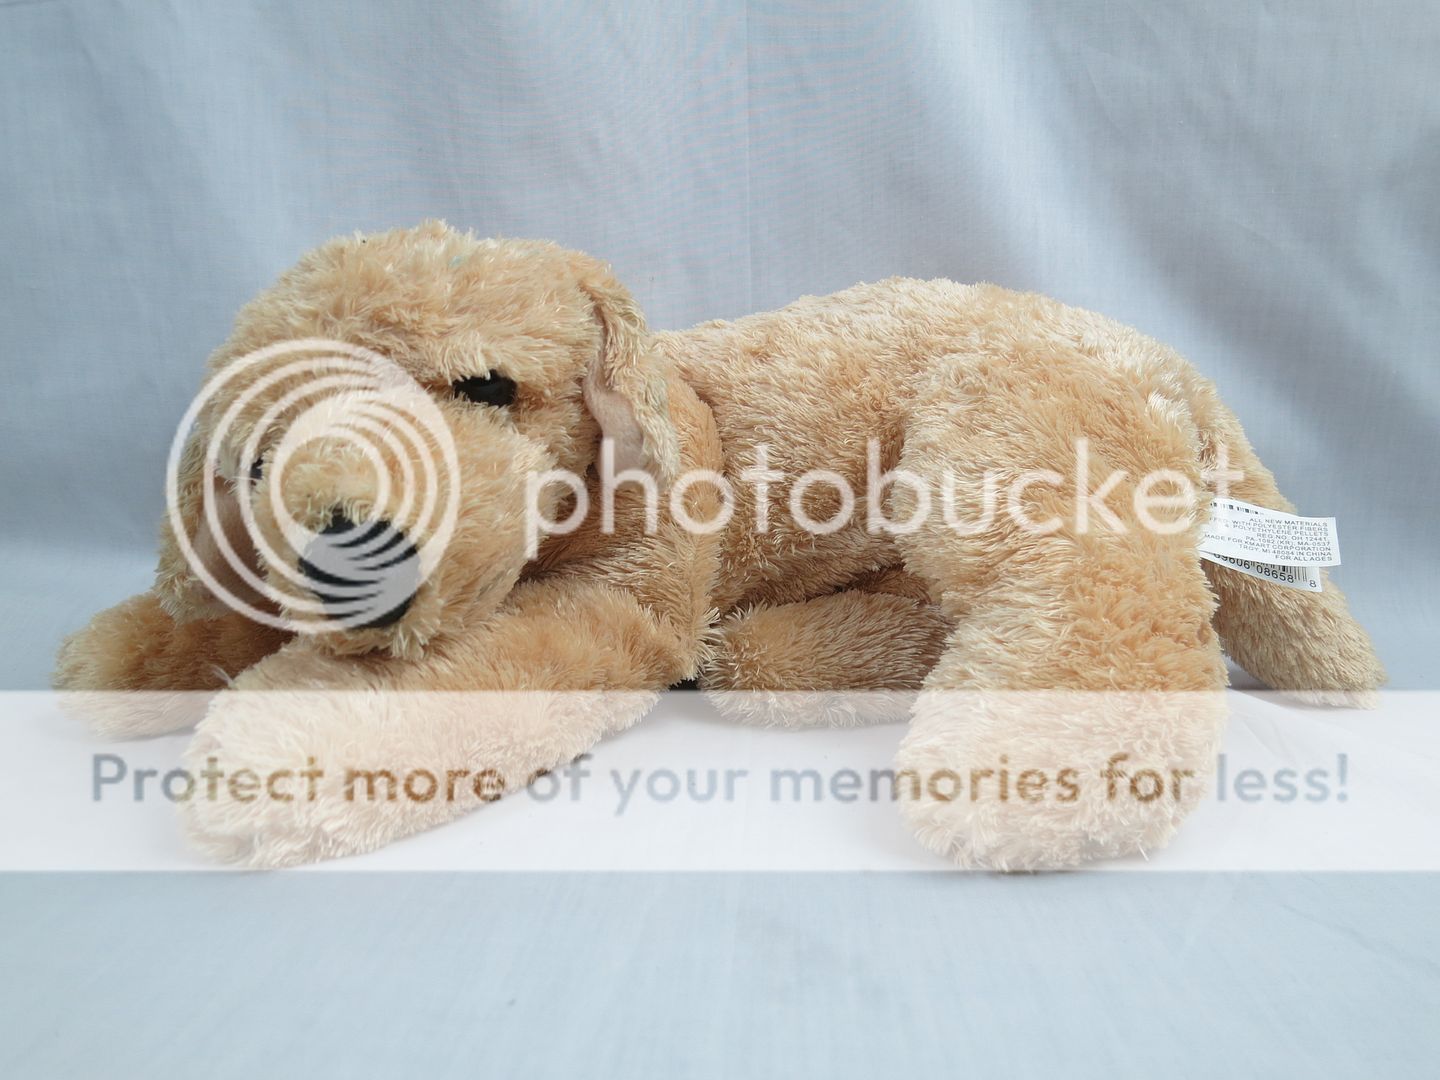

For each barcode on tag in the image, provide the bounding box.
[1199,550,1324,592]
[1197,497,1338,592]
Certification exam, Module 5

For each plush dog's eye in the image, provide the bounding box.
[249,457,264,484]
[452,373,517,407]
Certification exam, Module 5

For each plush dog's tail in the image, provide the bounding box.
[1189,391,1386,701]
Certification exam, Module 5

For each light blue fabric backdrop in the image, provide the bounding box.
[1,3,1436,1077]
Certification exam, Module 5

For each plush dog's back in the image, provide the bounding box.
[660,280,1384,695]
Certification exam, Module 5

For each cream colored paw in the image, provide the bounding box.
[895,691,1228,870]
[175,690,431,868]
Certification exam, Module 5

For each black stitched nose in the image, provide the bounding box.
[296,513,418,629]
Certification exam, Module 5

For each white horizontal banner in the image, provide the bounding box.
[2,690,1436,871]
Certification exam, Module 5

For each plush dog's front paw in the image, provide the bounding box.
[178,760,350,869]
[175,685,489,867]
[177,691,382,867]
[179,790,360,868]
[55,592,288,739]
[178,781,322,869]
[55,595,208,738]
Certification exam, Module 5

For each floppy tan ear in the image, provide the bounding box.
[155,412,263,622]
[574,255,681,487]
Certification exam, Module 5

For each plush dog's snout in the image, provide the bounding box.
[296,513,419,629]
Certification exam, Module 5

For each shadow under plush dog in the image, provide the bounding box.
[55,221,1384,868]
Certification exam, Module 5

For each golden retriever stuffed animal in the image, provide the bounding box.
[55,221,1384,868]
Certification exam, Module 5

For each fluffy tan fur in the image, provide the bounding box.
[55,221,1384,868]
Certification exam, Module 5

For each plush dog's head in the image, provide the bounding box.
[157,221,677,657]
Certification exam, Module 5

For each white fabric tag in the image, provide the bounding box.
[1200,498,1340,565]
[1198,497,1340,593]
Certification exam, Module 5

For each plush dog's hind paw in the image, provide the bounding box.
[895,691,1228,871]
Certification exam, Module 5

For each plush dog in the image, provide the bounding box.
[55,221,1384,868]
